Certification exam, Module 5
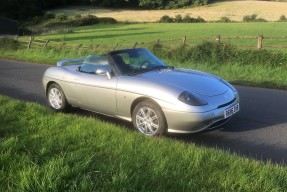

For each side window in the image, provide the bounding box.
[80,55,110,74]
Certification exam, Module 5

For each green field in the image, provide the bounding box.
[1,95,287,191]
[33,22,287,48]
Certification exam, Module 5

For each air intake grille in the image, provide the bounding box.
[217,98,236,109]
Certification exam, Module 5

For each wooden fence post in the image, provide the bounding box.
[113,43,118,51]
[257,35,263,49]
[27,36,34,49]
[216,35,221,43]
[59,42,65,50]
[75,44,83,51]
[182,36,186,45]
[133,42,138,48]
[44,40,49,48]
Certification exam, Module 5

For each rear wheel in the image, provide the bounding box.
[132,100,167,136]
[47,83,68,112]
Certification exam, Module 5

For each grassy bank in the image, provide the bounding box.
[0,95,287,191]
[1,46,287,90]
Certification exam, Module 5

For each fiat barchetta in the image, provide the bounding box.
[42,48,239,136]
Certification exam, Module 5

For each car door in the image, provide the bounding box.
[73,72,117,114]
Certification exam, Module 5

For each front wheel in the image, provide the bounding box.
[132,100,167,136]
[47,83,69,112]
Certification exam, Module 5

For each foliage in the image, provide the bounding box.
[150,41,287,67]
[139,0,209,9]
[0,38,19,50]
[243,14,267,22]
[27,15,117,34]
[219,16,231,23]
[278,15,287,22]
[159,15,174,23]
[55,13,68,21]
[159,14,205,23]
[74,14,82,19]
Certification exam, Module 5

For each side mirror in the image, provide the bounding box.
[96,68,112,80]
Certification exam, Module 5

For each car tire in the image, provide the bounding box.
[47,83,69,112]
[132,100,167,136]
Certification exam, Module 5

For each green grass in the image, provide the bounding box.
[1,95,287,191]
[34,22,287,48]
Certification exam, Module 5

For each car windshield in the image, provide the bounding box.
[80,55,109,74]
[108,48,167,75]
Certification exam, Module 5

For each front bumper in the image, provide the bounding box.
[164,98,239,133]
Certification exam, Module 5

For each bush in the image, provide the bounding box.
[159,15,174,23]
[278,15,287,22]
[174,14,183,23]
[74,14,82,19]
[149,41,287,67]
[219,16,231,23]
[55,13,68,21]
[159,14,205,23]
[243,14,257,22]
[194,16,205,23]
[243,14,267,22]
[42,15,117,28]
[43,12,55,20]
[182,14,194,22]
[69,15,99,26]
[98,17,117,24]
[0,38,19,50]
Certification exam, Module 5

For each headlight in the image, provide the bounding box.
[178,91,207,106]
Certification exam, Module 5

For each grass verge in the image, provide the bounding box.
[1,47,287,90]
[1,95,287,191]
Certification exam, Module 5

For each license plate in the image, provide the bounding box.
[224,103,240,118]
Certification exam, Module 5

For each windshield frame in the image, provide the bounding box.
[107,48,167,76]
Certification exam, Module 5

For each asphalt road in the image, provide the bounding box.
[1,59,287,165]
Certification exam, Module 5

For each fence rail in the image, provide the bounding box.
[2,35,287,51]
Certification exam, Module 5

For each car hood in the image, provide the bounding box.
[136,68,227,96]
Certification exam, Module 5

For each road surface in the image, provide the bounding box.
[1,59,287,165]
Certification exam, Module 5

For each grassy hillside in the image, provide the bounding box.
[51,1,287,22]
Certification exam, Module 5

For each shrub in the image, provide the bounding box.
[219,16,231,23]
[74,14,82,19]
[243,14,266,22]
[278,15,287,22]
[0,38,19,50]
[98,17,117,24]
[243,14,257,22]
[43,12,55,20]
[68,15,99,26]
[149,41,287,67]
[182,14,194,23]
[55,13,68,21]
[174,14,183,23]
[194,16,205,23]
[159,14,205,23]
[159,15,174,23]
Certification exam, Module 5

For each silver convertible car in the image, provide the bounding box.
[43,48,239,136]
